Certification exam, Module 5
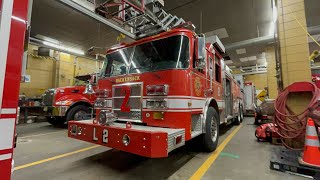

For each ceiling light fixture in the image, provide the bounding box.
[236,48,246,55]
[269,0,278,35]
[240,57,248,62]
[248,56,257,61]
[43,41,85,55]
[272,0,278,23]
[225,60,233,64]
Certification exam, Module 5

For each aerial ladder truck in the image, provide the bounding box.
[68,0,244,158]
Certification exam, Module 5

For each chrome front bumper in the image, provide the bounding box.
[43,106,69,117]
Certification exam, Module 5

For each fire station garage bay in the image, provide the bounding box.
[1,0,320,179]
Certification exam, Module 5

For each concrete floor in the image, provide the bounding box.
[13,118,307,180]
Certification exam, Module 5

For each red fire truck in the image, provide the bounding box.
[68,28,244,158]
[0,0,29,178]
[42,74,97,126]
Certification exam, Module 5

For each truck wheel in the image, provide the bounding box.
[66,105,91,122]
[47,117,65,126]
[240,105,244,122]
[234,104,243,125]
[202,107,219,152]
[234,115,241,125]
[254,107,262,125]
[234,105,243,125]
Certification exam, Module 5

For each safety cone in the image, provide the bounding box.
[299,118,320,168]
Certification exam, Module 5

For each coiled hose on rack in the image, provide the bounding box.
[274,82,320,149]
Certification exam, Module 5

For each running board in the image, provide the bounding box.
[191,130,202,138]
[225,115,234,124]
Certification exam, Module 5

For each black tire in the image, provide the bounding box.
[66,105,91,122]
[234,104,243,125]
[46,117,65,126]
[254,107,262,125]
[240,105,244,122]
[202,107,220,152]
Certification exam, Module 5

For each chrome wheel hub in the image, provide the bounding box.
[211,117,218,142]
[74,110,87,121]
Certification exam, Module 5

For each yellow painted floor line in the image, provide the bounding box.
[15,145,100,171]
[19,131,66,138]
[190,124,243,180]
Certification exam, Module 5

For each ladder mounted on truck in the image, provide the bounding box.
[95,0,195,39]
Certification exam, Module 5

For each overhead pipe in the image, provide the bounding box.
[225,25,320,51]
[308,25,320,36]
[225,35,274,50]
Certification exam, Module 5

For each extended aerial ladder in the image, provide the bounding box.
[94,0,195,39]
[57,0,197,39]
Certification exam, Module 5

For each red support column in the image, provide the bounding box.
[0,0,29,179]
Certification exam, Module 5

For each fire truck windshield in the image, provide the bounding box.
[102,35,189,77]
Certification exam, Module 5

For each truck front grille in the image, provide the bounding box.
[112,83,142,122]
[42,89,55,106]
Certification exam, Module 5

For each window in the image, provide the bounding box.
[102,35,190,77]
[209,56,213,79]
[129,35,189,73]
[104,47,134,77]
[215,55,221,83]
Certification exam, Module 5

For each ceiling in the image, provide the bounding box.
[305,0,320,27]
[305,0,320,55]
[30,0,320,67]
[164,0,274,68]
[30,0,121,55]
[165,0,273,44]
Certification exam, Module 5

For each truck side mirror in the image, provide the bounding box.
[84,83,95,95]
[195,59,206,70]
[90,74,98,84]
[195,34,206,70]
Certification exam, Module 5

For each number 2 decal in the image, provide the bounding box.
[121,86,131,112]
[102,129,108,143]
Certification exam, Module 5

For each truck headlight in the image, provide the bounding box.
[146,85,169,95]
[146,99,167,109]
[55,100,73,106]
[98,110,115,125]
[122,134,130,146]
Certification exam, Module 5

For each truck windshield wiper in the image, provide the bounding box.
[130,66,146,71]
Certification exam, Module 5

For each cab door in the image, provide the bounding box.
[190,52,208,100]
[225,76,232,117]
[212,53,224,123]
[193,45,214,99]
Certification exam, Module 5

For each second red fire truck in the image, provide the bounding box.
[42,74,97,126]
[68,28,244,158]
